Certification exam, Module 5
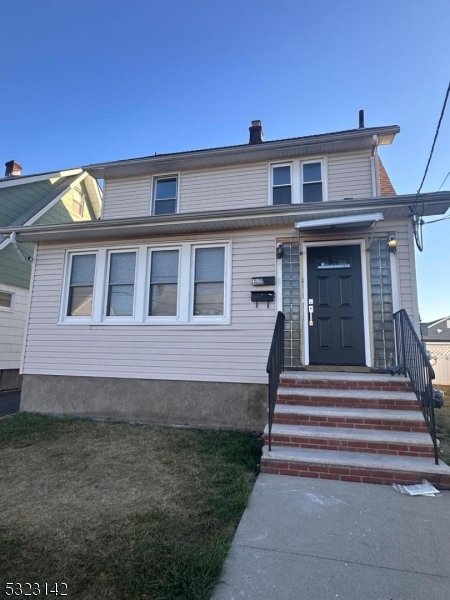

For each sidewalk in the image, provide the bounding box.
[213,474,450,600]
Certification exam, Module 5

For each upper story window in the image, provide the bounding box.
[0,290,14,310]
[67,253,96,317]
[269,158,327,205]
[271,165,292,205]
[302,161,323,203]
[106,251,137,317]
[72,188,85,216]
[152,176,178,215]
[149,249,179,317]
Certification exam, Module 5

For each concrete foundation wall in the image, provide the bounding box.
[0,369,22,391]
[21,374,268,432]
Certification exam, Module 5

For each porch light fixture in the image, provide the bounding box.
[276,243,284,259]
[387,235,398,253]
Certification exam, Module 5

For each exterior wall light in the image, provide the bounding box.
[276,243,284,259]
[387,236,398,254]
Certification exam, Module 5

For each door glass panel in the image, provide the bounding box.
[317,255,351,269]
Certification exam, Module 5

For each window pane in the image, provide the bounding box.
[109,252,136,284]
[303,162,322,183]
[194,282,224,316]
[154,199,176,215]
[149,283,178,316]
[195,247,225,283]
[303,182,323,203]
[107,285,135,316]
[155,178,177,200]
[68,286,93,316]
[0,291,12,308]
[273,186,292,205]
[273,166,291,186]
[70,254,96,285]
[151,251,179,284]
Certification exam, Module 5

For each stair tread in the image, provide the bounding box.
[262,446,450,474]
[266,423,436,446]
[281,372,408,384]
[278,387,417,401]
[275,404,424,422]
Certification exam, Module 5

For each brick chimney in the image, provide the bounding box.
[5,160,23,177]
[249,120,264,144]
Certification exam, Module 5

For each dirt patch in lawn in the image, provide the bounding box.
[0,413,261,600]
[435,385,450,464]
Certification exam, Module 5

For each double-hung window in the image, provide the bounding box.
[72,188,85,216]
[0,290,14,310]
[271,164,292,205]
[192,246,226,317]
[302,161,323,203]
[149,249,179,317]
[152,176,178,215]
[106,251,137,317]
[66,253,96,317]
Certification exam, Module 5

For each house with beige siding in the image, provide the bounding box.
[0,120,448,416]
[0,161,102,390]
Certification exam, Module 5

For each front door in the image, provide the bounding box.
[307,244,366,366]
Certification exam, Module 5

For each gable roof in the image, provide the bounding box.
[378,158,396,195]
[421,316,450,342]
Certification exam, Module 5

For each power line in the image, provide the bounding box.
[438,169,450,191]
[417,81,450,194]
[423,214,450,225]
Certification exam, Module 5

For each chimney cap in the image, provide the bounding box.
[5,160,23,177]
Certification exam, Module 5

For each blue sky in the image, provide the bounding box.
[1,0,449,321]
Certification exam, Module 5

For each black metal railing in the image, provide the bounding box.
[266,311,285,451]
[393,309,439,464]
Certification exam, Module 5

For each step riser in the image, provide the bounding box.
[277,396,420,411]
[280,380,413,392]
[263,435,435,458]
[260,459,450,489]
[273,414,428,433]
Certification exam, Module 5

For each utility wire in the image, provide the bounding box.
[417,81,450,194]
[437,169,450,191]
[423,214,450,225]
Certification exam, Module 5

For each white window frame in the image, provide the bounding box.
[269,163,293,206]
[60,250,99,324]
[103,248,139,322]
[150,173,180,216]
[189,243,231,324]
[268,157,328,205]
[72,187,85,217]
[145,245,182,323]
[0,289,14,312]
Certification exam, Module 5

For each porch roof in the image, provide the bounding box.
[1,192,449,244]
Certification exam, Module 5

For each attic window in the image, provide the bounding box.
[72,188,85,216]
[447,320,450,329]
[0,290,13,310]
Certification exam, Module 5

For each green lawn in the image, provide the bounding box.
[0,414,261,600]
[435,385,450,464]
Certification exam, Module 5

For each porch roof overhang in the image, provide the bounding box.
[295,212,385,232]
[1,192,449,244]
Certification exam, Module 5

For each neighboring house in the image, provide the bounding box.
[421,316,450,385]
[2,120,450,430]
[0,161,102,390]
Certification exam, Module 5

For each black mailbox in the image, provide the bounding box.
[251,291,275,307]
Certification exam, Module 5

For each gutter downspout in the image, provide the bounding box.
[10,231,33,263]
[370,135,380,197]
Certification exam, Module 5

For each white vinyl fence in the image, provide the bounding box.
[426,344,450,385]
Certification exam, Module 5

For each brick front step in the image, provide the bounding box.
[264,424,437,458]
[277,387,420,411]
[261,447,450,488]
[280,372,413,392]
[273,405,429,433]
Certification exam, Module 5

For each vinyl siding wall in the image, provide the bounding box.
[0,283,29,370]
[34,181,96,226]
[102,151,373,219]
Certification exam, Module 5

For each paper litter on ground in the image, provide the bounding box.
[392,479,441,496]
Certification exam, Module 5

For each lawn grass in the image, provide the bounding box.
[435,385,450,464]
[0,413,262,600]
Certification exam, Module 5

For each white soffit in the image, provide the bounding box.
[295,212,384,231]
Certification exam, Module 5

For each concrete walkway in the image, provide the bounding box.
[213,474,450,600]
[0,390,21,418]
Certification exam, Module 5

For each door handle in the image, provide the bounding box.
[308,299,314,326]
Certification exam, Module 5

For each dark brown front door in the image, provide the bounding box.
[307,245,366,366]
